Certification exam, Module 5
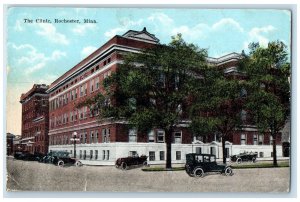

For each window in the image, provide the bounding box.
[95,131,99,143]
[90,150,93,159]
[258,134,264,145]
[90,131,94,143]
[210,147,216,155]
[176,151,181,160]
[129,151,138,157]
[241,134,246,145]
[173,132,182,144]
[80,85,84,97]
[148,130,155,142]
[84,83,88,95]
[102,128,110,143]
[84,133,87,144]
[83,150,86,160]
[196,147,202,154]
[157,130,165,143]
[79,150,82,159]
[270,135,273,145]
[253,134,258,145]
[149,151,155,161]
[95,150,98,160]
[259,152,264,158]
[159,151,165,161]
[102,150,106,160]
[240,88,247,97]
[90,79,94,93]
[129,129,137,142]
[106,150,110,160]
[95,77,100,90]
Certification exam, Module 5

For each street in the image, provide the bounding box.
[6,158,290,192]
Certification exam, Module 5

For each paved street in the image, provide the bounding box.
[6,158,290,192]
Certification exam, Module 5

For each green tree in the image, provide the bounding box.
[79,34,208,169]
[190,64,244,164]
[240,41,290,166]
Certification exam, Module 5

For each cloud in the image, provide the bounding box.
[104,17,143,38]
[244,25,276,48]
[81,46,97,58]
[10,43,66,75]
[72,23,97,35]
[147,13,174,26]
[212,18,244,32]
[36,23,69,45]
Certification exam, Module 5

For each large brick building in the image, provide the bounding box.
[45,28,285,165]
[20,84,49,154]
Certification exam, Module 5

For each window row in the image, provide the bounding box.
[75,149,110,161]
[51,57,112,97]
[49,128,111,145]
[49,70,111,111]
[148,151,182,161]
[240,133,280,145]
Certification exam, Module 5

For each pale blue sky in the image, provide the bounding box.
[6,7,291,135]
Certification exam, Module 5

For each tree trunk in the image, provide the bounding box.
[165,128,173,169]
[272,132,278,167]
[222,136,227,164]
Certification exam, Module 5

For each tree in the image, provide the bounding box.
[190,63,244,164]
[240,41,290,166]
[79,34,208,169]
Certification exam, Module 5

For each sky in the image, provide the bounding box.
[5,7,291,135]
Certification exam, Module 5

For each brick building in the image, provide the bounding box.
[20,84,49,154]
[47,28,284,165]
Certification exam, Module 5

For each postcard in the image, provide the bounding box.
[5,6,291,193]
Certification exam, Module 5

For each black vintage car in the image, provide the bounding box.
[14,151,44,161]
[185,153,233,178]
[230,152,258,164]
[43,151,82,167]
[115,154,148,170]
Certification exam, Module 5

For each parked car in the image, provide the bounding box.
[115,154,148,170]
[230,152,258,164]
[14,151,43,161]
[44,151,82,167]
[185,153,233,178]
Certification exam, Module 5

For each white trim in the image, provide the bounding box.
[49,60,121,101]
[48,44,142,94]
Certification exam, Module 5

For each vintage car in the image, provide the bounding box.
[230,152,258,164]
[43,151,82,167]
[185,153,233,178]
[115,154,148,170]
[14,151,44,161]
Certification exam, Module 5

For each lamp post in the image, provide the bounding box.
[70,132,79,158]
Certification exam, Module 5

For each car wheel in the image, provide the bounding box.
[143,161,148,167]
[115,163,120,168]
[193,167,204,178]
[252,157,257,163]
[121,162,128,170]
[224,167,233,176]
[185,165,194,177]
[75,161,82,167]
[236,158,242,164]
[57,160,64,167]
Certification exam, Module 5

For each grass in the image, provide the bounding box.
[231,161,290,169]
[142,167,185,172]
[142,161,290,172]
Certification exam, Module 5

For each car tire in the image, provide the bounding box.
[121,162,128,170]
[57,160,64,167]
[224,167,233,176]
[236,158,242,164]
[193,167,205,178]
[143,161,148,167]
[75,161,82,167]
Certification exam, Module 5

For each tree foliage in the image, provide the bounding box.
[240,41,290,166]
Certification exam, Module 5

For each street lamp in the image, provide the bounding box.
[70,132,79,158]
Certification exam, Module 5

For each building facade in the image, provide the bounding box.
[47,28,285,165]
[20,84,49,154]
